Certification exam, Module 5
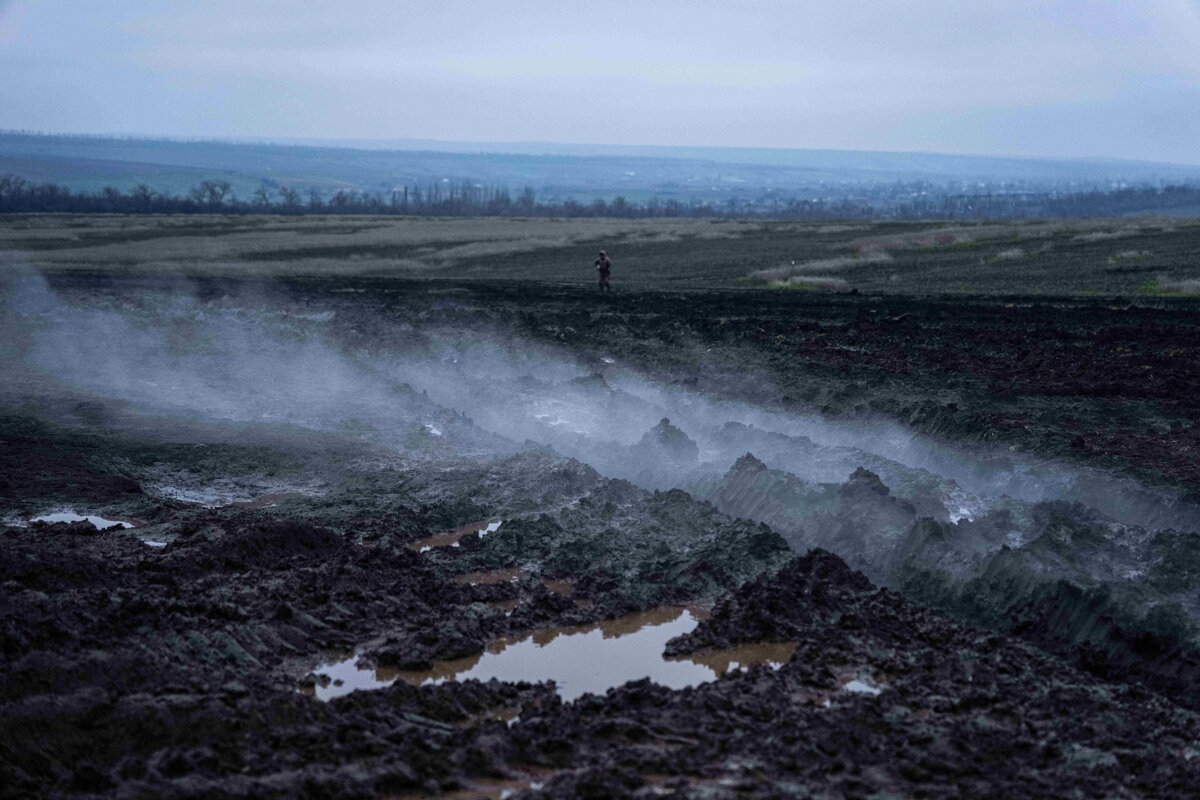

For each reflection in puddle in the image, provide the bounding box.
[410,520,502,553]
[801,673,888,707]
[144,540,168,548]
[841,677,883,696]
[307,607,795,703]
[30,511,132,529]
[683,641,798,676]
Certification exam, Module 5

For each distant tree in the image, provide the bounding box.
[517,186,536,213]
[128,184,156,211]
[207,180,232,206]
[252,186,274,207]
[189,180,231,207]
[0,174,28,208]
[278,186,301,210]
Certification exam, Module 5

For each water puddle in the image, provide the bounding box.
[306,607,792,703]
[30,511,132,529]
[145,474,325,509]
[686,641,797,676]
[842,677,882,695]
[226,492,304,510]
[410,520,503,553]
[453,568,525,585]
[541,578,574,597]
[386,773,548,800]
[452,569,583,607]
[796,672,888,707]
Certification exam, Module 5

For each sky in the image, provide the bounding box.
[1,0,1199,163]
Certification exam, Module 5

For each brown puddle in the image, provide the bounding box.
[226,492,304,510]
[386,772,550,800]
[410,520,502,553]
[306,606,795,703]
[681,641,799,676]
[453,568,525,585]
[452,569,579,604]
[541,578,574,597]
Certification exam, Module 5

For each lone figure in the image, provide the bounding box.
[594,250,612,292]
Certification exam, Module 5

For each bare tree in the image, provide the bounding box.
[128,184,156,210]
[518,186,536,213]
[188,180,232,207]
[278,186,301,209]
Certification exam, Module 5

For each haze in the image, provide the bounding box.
[2,0,1199,164]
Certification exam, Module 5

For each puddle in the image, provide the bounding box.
[145,473,325,509]
[143,540,168,548]
[386,774,546,800]
[226,492,304,510]
[684,641,798,675]
[453,568,525,585]
[784,671,890,709]
[30,512,132,529]
[306,607,793,703]
[453,569,582,604]
[541,578,574,597]
[842,678,882,696]
[410,520,502,553]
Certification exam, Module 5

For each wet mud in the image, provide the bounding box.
[4,273,1200,797]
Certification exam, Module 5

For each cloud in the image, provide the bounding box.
[2,0,1199,161]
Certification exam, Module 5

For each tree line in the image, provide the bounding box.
[2,173,1199,220]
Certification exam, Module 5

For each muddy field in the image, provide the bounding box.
[4,215,1200,798]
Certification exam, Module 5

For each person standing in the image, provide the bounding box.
[595,250,612,292]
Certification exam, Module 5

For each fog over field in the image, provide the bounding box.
[6,265,1197,534]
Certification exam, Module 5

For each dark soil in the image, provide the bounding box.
[5,267,1200,798]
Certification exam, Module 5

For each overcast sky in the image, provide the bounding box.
[2,0,1199,163]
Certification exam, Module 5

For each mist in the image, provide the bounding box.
[3,267,1197,537]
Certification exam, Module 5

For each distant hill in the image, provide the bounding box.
[256,136,1200,183]
[3,131,1200,205]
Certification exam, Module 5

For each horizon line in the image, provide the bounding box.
[5,128,1200,171]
